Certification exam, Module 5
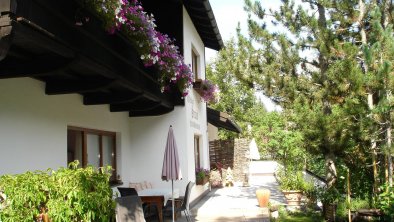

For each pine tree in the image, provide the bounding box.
[361,2,394,189]
[243,0,366,188]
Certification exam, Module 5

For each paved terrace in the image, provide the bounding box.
[153,174,286,222]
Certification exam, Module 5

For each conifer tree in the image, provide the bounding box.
[361,2,394,188]
[243,0,366,188]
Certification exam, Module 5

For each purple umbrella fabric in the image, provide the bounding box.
[161,126,182,222]
[162,126,182,181]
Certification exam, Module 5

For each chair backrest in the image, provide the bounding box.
[115,196,146,222]
[181,181,195,211]
[117,187,138,197]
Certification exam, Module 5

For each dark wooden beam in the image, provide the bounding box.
[0,55,74,78]
[83,92,143,105]
[14,20,75,58]
[110,100,161,112]
[129,106,174,117]
[46,79,116,95]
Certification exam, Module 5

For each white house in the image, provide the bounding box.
[0,0,223,204]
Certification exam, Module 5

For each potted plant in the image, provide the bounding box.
[276,168,305,206]
[195,168,210,185]
[209,169,222,188]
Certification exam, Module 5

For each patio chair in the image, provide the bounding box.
[117,187,154,219]
[117,187,138,197]
[115,196,146,222]
[164,181,195,222]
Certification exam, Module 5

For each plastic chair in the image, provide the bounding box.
[115,196,146,222]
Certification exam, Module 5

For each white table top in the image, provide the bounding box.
[138,188,180,205]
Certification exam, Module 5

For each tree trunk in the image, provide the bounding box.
[386,90,392,187]
[359,0,379,197]
[325,153,337,188]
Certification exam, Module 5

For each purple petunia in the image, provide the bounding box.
[86,0,193,95]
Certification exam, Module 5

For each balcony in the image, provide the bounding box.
[0,0,183,117]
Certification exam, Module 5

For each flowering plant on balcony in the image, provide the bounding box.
[81,0,193,96]
[193,79,218,103]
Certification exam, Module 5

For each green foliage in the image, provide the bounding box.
[317,186,340,204]
[377,184,394,219]
[0,170,52,221]
[276,167,305,191]
[0,161,114,222]
[273,208,324,222]
[303,181,319,206]
[337,197,370,219]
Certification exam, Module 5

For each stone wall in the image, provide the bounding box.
[233,138,250,183]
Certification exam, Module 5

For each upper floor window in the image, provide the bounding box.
[194,135,201,169]
[67,126,117,182]
[192,48,199,80]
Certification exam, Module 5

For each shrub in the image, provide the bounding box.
[209,170,222,188]
[377,183,394,220]
[337,197,370,219]
[0,161,114,222]
[276,167,305,191]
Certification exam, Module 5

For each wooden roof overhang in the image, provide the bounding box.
[183,0,224,50]
[207,107,241,133]
[0,0,184,117]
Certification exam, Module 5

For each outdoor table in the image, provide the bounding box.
[138,188,179,222]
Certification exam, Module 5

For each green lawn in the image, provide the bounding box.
[273,211,324,222]
[279,215,324,222]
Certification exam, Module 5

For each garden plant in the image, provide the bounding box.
[0,161,114,222]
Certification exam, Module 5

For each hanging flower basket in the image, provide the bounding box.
[193,79,217,103]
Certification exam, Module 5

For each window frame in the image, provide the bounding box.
[191,48,199,80]
[67,126,117,181]
[194,135,201,170]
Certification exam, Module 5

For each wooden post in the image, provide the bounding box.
[347,169,352,222]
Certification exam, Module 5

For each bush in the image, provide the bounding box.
[304,181,319,206]
[209,170,222,188]
[316,186,340,204]
[276,167,305,191]
[0,161,114,222]
[377,183,394,220]
[337,197,370,220]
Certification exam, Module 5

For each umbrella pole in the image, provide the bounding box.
[172,180,175,222]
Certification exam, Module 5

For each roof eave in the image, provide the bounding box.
[183,0,224,51]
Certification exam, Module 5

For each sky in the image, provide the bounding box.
[206,0,282,112]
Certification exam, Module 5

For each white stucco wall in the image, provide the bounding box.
[0,77,134,178]
[182,6,211,200]
[0,6,213,204]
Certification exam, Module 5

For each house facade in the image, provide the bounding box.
[0,0,223,203]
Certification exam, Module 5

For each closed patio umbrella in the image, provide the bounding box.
[161,125,182,222]
[248,138,260,160]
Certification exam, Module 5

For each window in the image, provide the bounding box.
[192,49,199,80]
[194,135,201,169]
[67,126,117,181]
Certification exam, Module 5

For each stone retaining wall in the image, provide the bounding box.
[233,138,250,183]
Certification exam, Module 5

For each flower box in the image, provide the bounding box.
[196,176,209,185]
[192,79,217,102]
[193,79,204,95]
